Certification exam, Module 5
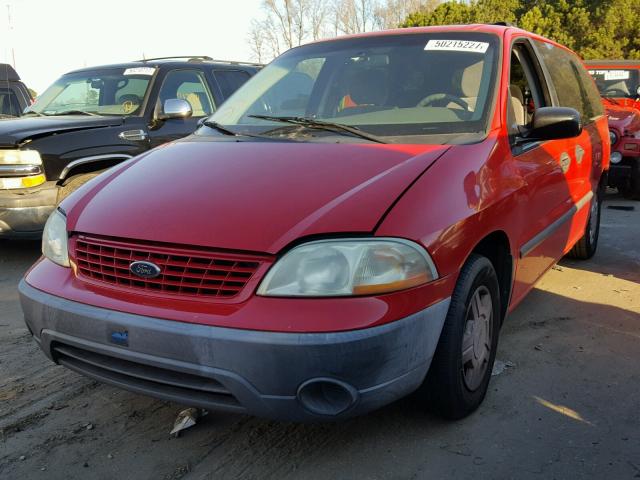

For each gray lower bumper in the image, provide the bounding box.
[19,280,450,421]
[0,182,57,237]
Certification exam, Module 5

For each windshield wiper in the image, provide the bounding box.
[249,115,388,144]
[51,110,99,116]
[202,119,242,136]
[22,110,45,117]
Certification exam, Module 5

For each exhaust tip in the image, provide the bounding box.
[297,378,359,416]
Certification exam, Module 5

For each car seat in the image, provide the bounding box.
[509,84,526,127]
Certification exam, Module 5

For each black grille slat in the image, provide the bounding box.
[53,344,242,409]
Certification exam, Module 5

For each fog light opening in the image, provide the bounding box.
[297,378,359,416]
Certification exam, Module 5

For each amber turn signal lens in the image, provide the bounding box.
[352,273,430,295]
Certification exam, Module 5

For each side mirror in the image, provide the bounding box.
[158,98,192,120]
[518,107,582,143]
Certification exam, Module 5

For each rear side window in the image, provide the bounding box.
[534,41,604,123]
[0,88,22,116]
[213,70,251,98]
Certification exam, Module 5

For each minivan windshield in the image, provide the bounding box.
[588,68,640,99]
[206,32,499,144]
[27,67,155,116]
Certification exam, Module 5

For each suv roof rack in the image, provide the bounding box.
[136,55,213,62]
[135,56,263,67]
[492,21,516,27]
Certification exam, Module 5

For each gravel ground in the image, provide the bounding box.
[1,193,639,480]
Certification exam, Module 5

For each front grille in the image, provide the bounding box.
[53,343,243,411]
[73,235,262,299]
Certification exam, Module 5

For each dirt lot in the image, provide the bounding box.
[1,194,639,480]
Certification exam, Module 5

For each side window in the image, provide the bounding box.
[534,41,603,123]
[0,88,22,116]
[508,44,546,134]
[158,70,215,117]
[213,70,251,98]
[571,61,605,120]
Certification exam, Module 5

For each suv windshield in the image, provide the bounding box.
[207,32,499,144]
[588,68,640,99]
[28,67,155,116]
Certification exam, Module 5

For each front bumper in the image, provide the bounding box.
[19,280,450,422]
[0,181,57,238]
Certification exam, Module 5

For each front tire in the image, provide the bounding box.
[421,254,501,420]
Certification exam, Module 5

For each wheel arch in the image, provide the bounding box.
[467,230,513,324]
[57,154,133,185]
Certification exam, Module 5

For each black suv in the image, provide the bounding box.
[0,56,261,238]
[0,63,33,118]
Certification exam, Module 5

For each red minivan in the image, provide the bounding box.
[20,25,609,421]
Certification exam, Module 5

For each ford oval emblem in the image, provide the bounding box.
[129,261,162,279]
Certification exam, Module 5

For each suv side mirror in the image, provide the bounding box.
[518,107,582,143]
[158,99,192,120]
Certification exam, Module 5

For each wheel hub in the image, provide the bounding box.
[461,286,493,391]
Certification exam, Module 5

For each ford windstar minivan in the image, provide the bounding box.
[20,25,609,421]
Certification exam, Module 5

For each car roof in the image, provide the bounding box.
[302,23,565,50]
[0,63,20,81]
[66,57,263,75]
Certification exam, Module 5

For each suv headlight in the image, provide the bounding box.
[609,130,618,147]
[257,238,438,297]
[0,149,45,189]
[42,209,70,267]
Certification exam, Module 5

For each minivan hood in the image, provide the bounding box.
[65,138,449,254]
[0,115,124,146]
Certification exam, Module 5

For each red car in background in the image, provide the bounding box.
[586,61,640,198]
[21,25,608,422]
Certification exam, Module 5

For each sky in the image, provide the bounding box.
[1,0,264,94]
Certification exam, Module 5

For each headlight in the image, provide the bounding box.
[610,151,623,164]
[0,149,42,165]
[257,238,438,297]
[609,130,618,147]
[0,149,45,189]
[42,209,70,267]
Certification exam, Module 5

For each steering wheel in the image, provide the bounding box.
[417,93,469,110]
[603,88,629,97]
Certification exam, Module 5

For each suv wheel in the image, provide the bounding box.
[420,254,501,420]
[567,187,601,260]
[620,158,640,200]
[56,172,103,204]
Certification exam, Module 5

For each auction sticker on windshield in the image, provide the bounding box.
[424,40,489,53]
[123,67,155,76]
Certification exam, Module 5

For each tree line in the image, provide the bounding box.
[403,0,640,60]
[248,0,438,62]
[249,0,640,62]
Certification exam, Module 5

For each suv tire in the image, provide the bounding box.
[620,158,640,200]
[56,172,103,204]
